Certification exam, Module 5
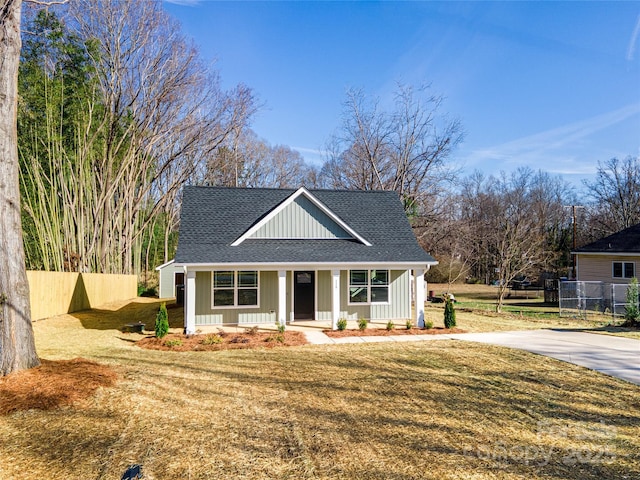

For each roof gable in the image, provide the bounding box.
[232,187,371,246]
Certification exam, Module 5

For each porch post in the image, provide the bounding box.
[185,269,196,334]
[331,269,340,330]
[414,268,425,328]
[278,270,287,327]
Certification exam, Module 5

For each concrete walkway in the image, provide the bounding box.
[303,329,640,385]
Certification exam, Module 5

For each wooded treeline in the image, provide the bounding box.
[18,1,639,294]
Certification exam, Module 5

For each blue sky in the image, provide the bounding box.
[163,1,640,189]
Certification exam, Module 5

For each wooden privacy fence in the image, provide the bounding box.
[26,271,138,321]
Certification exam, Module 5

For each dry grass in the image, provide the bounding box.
[0,297,637,479]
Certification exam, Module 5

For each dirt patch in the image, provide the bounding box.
[324,327,467,338]
[137,330,308,351]
[0,358,117,415]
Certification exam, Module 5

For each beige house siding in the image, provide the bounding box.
[576,254,639,284]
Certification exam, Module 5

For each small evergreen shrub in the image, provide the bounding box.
[358,318,368,331]
[425,319,434,330]
[386,320,395,331]
[155,302,169,338]
[277,323,286,334]
[623,277,639,327]
[164,338,182,347]
[444,298,456,329]
[405,319,414,330]
[337,318,348,331]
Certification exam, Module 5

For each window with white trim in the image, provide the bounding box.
[212,271,259,308]
[349,269,389,304]
[612,262,635,279]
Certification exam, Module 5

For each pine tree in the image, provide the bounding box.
[444,298,456,329]
[155,303,169,338]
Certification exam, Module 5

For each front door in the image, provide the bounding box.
[294,271,315,320]
[175,272,185,305]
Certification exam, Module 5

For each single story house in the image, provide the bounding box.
[573,223,640,284]
[155,259,184,304]
[174,186,437,333]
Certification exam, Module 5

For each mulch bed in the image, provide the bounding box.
[137,330,308,351]
[0,358,117,415]
[324,327,467,338]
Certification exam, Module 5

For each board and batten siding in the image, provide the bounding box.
[249,195,352,239]
[194,269,410,325]
[194,271,286,325]
[315,269,410,321]
[577,254,640,284]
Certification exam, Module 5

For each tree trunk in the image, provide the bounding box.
[0,0,40,376]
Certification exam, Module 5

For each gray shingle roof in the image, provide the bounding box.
[175,186,436,265]
[574,223,640,254]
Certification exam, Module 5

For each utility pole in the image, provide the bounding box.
[564,205,584,279]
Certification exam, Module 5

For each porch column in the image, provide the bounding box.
[331,269,340,330]
[278,270,287,327]
[414,268,425,328]
[185,269,196,334]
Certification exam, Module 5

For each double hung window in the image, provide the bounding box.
[612,262,635,279]
[212,271,259,307]
[349,270,389,304]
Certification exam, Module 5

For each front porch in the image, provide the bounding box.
[183,267,427,333]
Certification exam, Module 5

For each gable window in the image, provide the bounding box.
[612,262,635,279]
[349,269,389,304]
[212,271,259,308]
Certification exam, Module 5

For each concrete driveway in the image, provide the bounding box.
[455,330,640,385]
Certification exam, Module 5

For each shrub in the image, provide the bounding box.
[277,323,286,334]
[164,338,182,347]
[623,277,639,327]
[357,318,368,331]
[405,319,414,330]
[425,319,434,330]
[386,320,395,331]
[137,284,157,297]
[155,302,169,338]
[266,334,285,343]
[200,334,224,345]
[337,318,348,331]
[244,326,259,335]
[444,298,456,329]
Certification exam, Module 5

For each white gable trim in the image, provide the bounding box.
[155,259,175,270]
[231,187,372,247]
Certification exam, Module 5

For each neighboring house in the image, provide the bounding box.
[155,259,185,304]
[573,223,640,284]
[174,186,437,333]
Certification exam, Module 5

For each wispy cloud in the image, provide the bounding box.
[627,14,640,61]
[292,146,326,166]
[163,0,202,6]
[463,103,640,175]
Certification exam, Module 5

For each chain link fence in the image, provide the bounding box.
[558,281,638,320]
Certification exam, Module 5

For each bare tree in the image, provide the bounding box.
[583,156,640,239]
[0,0,40,375]
[322,83,463,209]
[20,0,257,274]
